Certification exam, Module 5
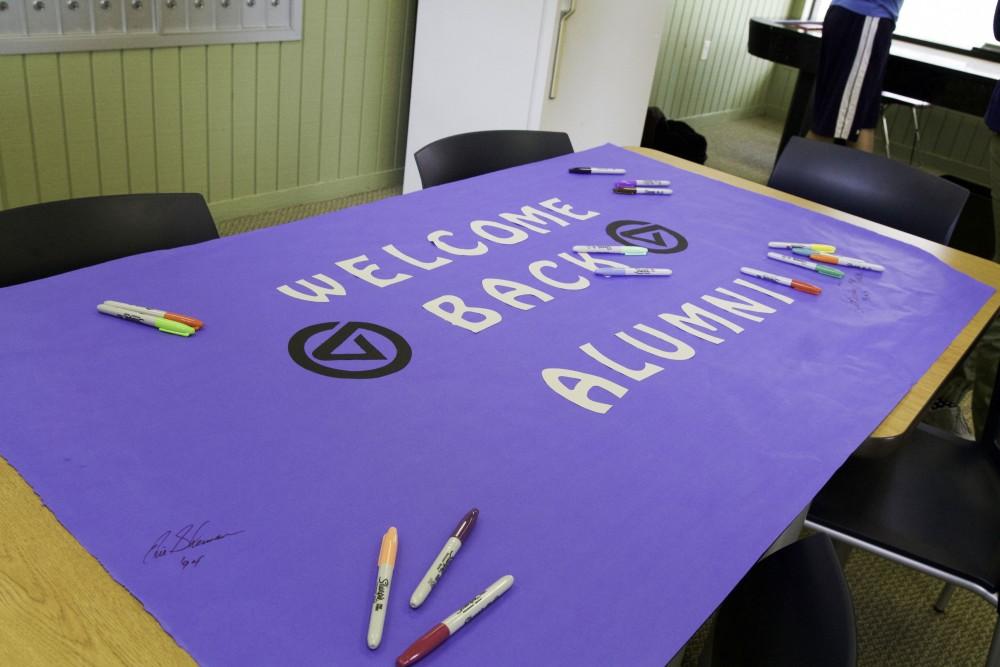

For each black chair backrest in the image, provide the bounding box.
[768,137,969,245]
[710,533,857,667]
[0,193,218,287]
[414,130,573,188]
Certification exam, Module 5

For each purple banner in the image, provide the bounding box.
[0,145,992,666]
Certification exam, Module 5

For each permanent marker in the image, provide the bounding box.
[740,267,821,295]
[613,186,672,196]
[103,300,203,330]
[767,251,844,278]
[615,179,671,188]
[368,526,398,650]
[595,267,672,277]
[572,245,648,256]
[409,508,479,609]
[396,575,514,667]
[768,241,837,253]
[569,167,626,174]
[96,303,196,336]
[808,253,885,272]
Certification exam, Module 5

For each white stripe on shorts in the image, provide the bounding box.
[834,16,879,140]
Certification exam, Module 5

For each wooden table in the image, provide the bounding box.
[2,148,998,665]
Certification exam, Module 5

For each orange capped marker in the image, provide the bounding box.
[740,267,821,295]
[103,300,204,330]
[368,526,398,649]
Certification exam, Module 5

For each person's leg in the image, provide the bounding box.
[852,128,876,152]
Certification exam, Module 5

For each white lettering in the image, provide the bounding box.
[482,278,554,311]
[528,260,589,291]
[580,343,663,381]
[427,230,488,256]
[276,274,347,302]
[540,197,600,221]
[541,368,628,414]
[382,244,452,270]
[470,220,530,245]
[658,303,744,344]
[423,295,502,333]
[335,255,411,288]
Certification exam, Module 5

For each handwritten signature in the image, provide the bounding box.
[144,521,245,566]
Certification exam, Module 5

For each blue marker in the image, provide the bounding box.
[595,267,672,277]
[573,245,648,256]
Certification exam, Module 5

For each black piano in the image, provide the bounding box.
[748,17,1000,157]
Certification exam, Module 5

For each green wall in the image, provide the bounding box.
[650,0,800,121]
[0,0,416,220]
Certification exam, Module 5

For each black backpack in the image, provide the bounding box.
[641,106,708,165]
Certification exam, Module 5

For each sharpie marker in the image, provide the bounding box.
[769,242,837,253]
[740,267,821,295]
[767,251,844,278]
[410,508,479,609]
[368,527,398,650]
[595,267,672,277]
[809,253,885,272]
[613,186,672,196]
[396,575,514,667]
[572,245,648,256]
[615,179,671,188]
[96,303,196,337]
[569,167,626,174]
[103,300,203,330]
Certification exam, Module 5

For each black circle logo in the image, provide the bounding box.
[288,322,412,379]
[606,220,688,254]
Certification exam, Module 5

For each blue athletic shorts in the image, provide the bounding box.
[811,5,895,141]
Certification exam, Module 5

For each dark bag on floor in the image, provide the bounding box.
[641,106,708,164]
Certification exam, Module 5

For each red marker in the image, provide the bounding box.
[396,575,514,667]
[740,267,821,295]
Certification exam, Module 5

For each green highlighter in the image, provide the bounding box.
[766,251,844,279]
[97,304,196,336]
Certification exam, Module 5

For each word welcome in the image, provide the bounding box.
[275,197,600,302]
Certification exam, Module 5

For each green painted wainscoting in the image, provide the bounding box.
[650,0,800,124]
[0,0,416,221]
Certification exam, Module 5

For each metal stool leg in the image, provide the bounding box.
[909,106,921,165]
[881,104,892,159]
[934,582,956,612]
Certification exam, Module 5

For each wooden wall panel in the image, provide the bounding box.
[650,0,796,120]
[0,0,417,218]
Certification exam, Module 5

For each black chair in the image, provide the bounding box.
[805,361,1000,666]
[0,193,218,287]
[414,130,573,188]
[705,534,857,667]
[769,136,969,245]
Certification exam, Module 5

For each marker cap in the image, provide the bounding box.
[163,312,204,330]
[156,318,196,336]
[815,265,844,279]
[379,527,398,566]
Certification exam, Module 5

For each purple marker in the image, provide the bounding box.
[409,508,479,608]
[613,186,672,196]
[614,179,671,188]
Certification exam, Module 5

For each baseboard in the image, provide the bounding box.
[678,107,770,125]
[208,169,404,222]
